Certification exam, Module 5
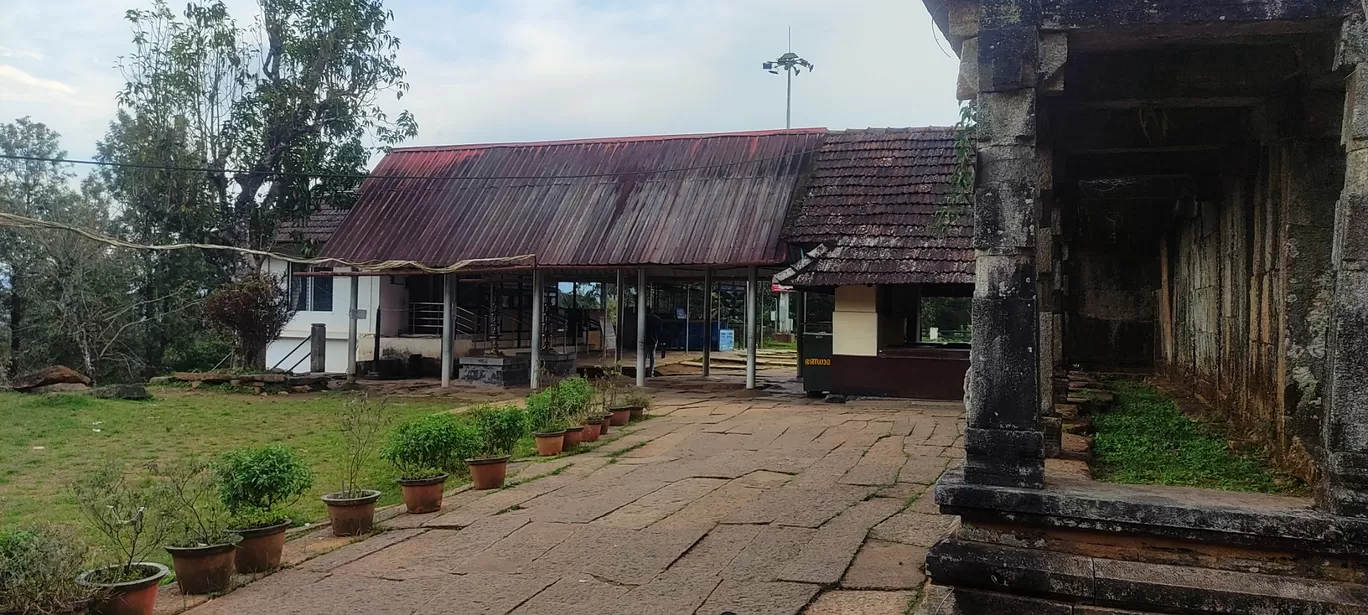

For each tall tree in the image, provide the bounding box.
[0,118,72,379]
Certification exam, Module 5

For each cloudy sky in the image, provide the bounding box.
[0,0,960,168]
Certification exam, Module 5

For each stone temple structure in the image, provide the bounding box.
[918,0,1368,612]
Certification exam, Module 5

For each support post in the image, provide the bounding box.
[531,269,543,390]
[310,323,326,373]
[636,268,647,387]
[347,276,359,381]
[746,266,758,390]
[616,270,626,366]
[1324,63,1368,516]
[441,274,454,388]
[962,6,1045,488]
[703,269,713,377]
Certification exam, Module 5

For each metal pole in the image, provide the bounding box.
[347,276,359,381]
[685,285,690,355]
[441,274,454,388]
[636,268,647,387]
[746,266,758,389]
[786,67,792,129]
[531,269,543,389]
[702,269,713,378]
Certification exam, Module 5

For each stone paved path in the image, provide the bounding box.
[186,382,964,615]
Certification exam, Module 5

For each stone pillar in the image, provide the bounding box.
[309,323,326,373]
[442,274,454,388]
[703,268,713,377]
[963,0,1045,488]
[616,270,626,366]
[531,269,544,390]
[1324,64,1368,516]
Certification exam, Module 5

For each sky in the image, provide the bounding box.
[0,0,961,170]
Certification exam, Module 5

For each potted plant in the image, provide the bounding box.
[465,404,529,490]
[556,377,596,448]
[0,525,92,615]
[525,389,567,456]
[323,395,391,536]
[598,368,634,426]
[383,413,480,513]
[152,460,240,596]
[623,389,653,421]
[215,445,313,574]
[72,462,174,615]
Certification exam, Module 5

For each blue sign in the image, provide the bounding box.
[718,329,735,352]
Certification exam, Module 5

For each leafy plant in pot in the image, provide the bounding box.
[0,524,93,615]
[71,462,174,615]
[383,413,480,513]
[599,367,634,426]
[525,389,567,456]
[554,377,596,447]
[623,389,653,421]
[465,404,529,490]
[323,395,391,536]
[215,445,313,574]
[152,460,240,596]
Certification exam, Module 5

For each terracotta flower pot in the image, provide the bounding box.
[228,519,290,574]
[467,456,510,490]
[582,419,603,442]
[629,407,645,420]
[322,490,382,537]
[165,543,235,595]
[609,407,633,426]
[562,426,585,450]
[398,474,449,514]
[599,414,613,434]
[78,563,168,615]
[534,431,566,456]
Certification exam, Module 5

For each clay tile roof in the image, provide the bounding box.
[777,127,973,287]
[273,204,350,249]
[319,129,827,269]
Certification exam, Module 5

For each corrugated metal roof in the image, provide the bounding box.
[320,129,827,268]
[778,127,973,287]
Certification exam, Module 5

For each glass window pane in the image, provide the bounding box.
[312,271,334,312]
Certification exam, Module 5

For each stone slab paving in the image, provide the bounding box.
[185,381,964,615]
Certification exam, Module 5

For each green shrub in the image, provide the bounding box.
[151,459,239,548]
[623,389,652,411]
[467,404,528,459]
[0,525,91,613]
[71,461,175,582]
[383,413,481,480]
[524,389,567,434]
[215,445,314,528]
[553,377,596,422]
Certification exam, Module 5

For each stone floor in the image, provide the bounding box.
[184,380,965,615]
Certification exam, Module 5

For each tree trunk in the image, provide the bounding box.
[7,271,21,379]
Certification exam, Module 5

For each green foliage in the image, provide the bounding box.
[337,395,391,496]
[551,377,596,423]
[383,413,481,480]
[1093,382,1305,494]
[468,404,529,459]
[594,366,629,413]
[934,101,978,234]
[71,461,175,581]
[150,459,239,548]
[0,524,92,613]
[524,389,568,435]
[202,272,295,370]
[919,297,972,344]
[622,389,652,412]
[215,445,313,528]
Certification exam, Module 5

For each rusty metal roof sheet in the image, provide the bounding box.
[320,129,827,269]
[778,127,973,287]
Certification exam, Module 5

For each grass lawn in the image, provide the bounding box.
[1092,382,1307,494]
[0,388,484,531]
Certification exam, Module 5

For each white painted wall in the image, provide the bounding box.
[833,285,879,357]
[264,258,381,374]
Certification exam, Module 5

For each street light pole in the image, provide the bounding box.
[762,28,813,130]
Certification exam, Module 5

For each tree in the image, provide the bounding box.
[109,0,417,265]
[0,118,76,379]
[202,272,294,370]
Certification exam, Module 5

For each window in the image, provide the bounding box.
[289,263,334,312]
[919,296,971,344]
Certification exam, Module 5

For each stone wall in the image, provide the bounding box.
[1158,142,1339,483]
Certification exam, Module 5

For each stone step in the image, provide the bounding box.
[927,538,1368,614]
